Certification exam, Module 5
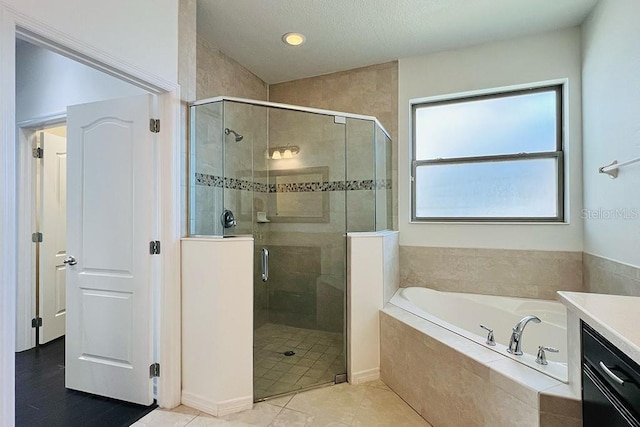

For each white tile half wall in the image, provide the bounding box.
[181,237,254,416]
[347,231,399,384]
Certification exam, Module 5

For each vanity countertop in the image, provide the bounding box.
[558,291,640,365]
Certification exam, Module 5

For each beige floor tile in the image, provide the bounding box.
[304,351,322,360]
[263,370,286,381]
[188,402,282,426]
[132,405,199,426]
[302,414,351,427]
[361,379,391,391]
[271,362,292,373]
[263,394,294,408]
[255,378,276,390]
[353,386,432,426]
[295,358,315,368]
[266,381,302,396]
[295,376,320,387]
[307,366,328,377]
[142,383,432,427]
[279,372,303,385]
[267,408,310,426]
[285,383,367,425]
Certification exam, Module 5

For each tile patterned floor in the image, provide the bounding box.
[253,323,344,400]
[132,381,432,426]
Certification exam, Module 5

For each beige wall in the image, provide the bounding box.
[398,28,583,252]
[583,253,640,297]
[196,35,267,100]
[582,0,640,270]
[269,61,399,229]
[192,33,592,301]
[400,246,584,300]
[178,0,197,236]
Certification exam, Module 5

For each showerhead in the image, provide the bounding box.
[224,128,244,142]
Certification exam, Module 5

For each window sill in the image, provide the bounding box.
[409,220,570,225]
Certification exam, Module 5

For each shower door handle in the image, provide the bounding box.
[261,247,269,282]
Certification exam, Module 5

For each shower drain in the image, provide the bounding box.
[283,350,295,357]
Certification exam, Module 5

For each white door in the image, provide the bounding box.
[39,131,67,344]
[65,94,156,405]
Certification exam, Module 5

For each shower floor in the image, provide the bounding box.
[253,323,344,400]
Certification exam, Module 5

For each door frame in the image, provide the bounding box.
[0,5,182,425]
[15,117,67,353]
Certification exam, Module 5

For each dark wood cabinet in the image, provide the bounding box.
[582,321,640,427]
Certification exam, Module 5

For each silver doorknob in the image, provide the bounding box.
[63,256,77,266]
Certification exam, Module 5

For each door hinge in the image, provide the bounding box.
[31,317,43,328]
[334,373,347,384]
[149,118,160,133]
[149,240,161,255]
[32,147,44,159]
[149,363,160,378]
[32,232,43,243]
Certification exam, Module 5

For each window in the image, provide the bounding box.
[411,85,563,222]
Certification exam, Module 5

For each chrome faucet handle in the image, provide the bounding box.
[479,324,496,346]
[535,346,559,365]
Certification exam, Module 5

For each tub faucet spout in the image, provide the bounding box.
[507,315,541,356]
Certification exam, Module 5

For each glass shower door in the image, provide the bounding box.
[251,106,347,400]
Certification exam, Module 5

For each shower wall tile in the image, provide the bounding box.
[267,232,346,285]
[583,252,640,296]
[268,108,346,182]
[375,128,392,231]
[224,102,268,177]
[269,61,398,229]
[261,244,345,332]
[193,102,223,176]
[196,35,267,100]
[346,118,375,182]
[193,185,216,235]
[347,190,375,232]
[399,246,584,300]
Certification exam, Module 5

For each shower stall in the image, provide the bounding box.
[188,97,392,401]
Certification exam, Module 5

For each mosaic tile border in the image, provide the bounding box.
[195,173,391,192]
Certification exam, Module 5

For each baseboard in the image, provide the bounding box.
[349,367,380,384]
[181,391,217,416]
[181,391,253,417]
[216,395,254,416]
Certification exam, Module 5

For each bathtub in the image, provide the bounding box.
[390,287,568,382]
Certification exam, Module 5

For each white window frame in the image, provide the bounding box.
[410,84,565,223]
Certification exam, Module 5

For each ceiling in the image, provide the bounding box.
[197,0,599,84]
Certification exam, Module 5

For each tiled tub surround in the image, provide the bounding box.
[400,246,584,300]
[391,287,568,381]
[380,305,582,427]
[583,252,640,297]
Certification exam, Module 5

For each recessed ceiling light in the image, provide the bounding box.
[282,32,306,46]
